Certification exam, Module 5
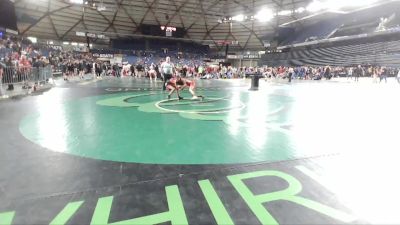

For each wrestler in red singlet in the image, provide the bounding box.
[176,77,202,100]
[185,79,196,89]
[166,77,183,100]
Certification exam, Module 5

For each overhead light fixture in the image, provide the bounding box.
[97,4,106,11]
[69,0,84,4]
[232,14,245,22]
[278,10,292,16]
[306,1,324,12]
[63,42,70,45]
[255,8,274,22]
[306,0,380,12]
[71,42,78,46]
[27,36,37,43]
[337,0,379,8]
[295,7,305,13]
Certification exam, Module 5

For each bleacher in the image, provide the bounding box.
[261,37,400,67]
[261,1,400,67]
[330,18,379,38]
[281,20,341,45]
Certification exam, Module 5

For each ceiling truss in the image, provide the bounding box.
[15,0,312,50]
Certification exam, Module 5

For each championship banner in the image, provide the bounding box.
[93,53,114,58]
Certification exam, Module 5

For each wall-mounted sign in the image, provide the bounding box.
[227,54,260,59]
[93,53,114,58]
[86,33,96,38]
[49,45,63,51]
[5,28,18,35]
[227,55,242,59]
[161,26,176,37]
[76,31,86,37]
[243,54,260,59]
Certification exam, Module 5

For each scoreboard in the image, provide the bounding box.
[161,26,176,37]
[139,24,185,38]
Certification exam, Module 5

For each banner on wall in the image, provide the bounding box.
[243,54,260,59]
[227,55,241,59]
[227,54,260,59]
[93,53,114,58]
[111,54,123,64]
[49,45,63,51]
[5,28,18,35]
[74,46,88,52]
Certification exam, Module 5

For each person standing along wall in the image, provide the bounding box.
[0,60,5,97]
[379,67,387,83]
[288,67,294,83]
[161,57,175,91]
[347,67,353,80]
[354,65,362,82]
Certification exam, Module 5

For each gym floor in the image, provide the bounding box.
[1,77,399,225]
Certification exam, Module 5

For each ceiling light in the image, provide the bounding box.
[27,36,37,43]
[63,42,70,45]
[97,4,106,11]
[232,14,245,22]
[306,0,380,12]
[70,0,84,4]
[295,7,305,13]
[337,0,379,8]
[278,10,292,16]
[255,8,274,22]
[306,1,325,12]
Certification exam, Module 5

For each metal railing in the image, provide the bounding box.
[0,65,53,86]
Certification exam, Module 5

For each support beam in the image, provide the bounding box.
[165,0,190,28]
[47,0,60,39]
[136,0,161,33]
[21,5,73,35]
[184,0,223,32]
[238,22,265,49]
[61,19,82,40]
[120,4,138,28]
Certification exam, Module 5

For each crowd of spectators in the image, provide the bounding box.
[0,36,209,86]
[198,65,400,83]
[2,35,400,94]
[256,65,400,83]
[0,37,47,90]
